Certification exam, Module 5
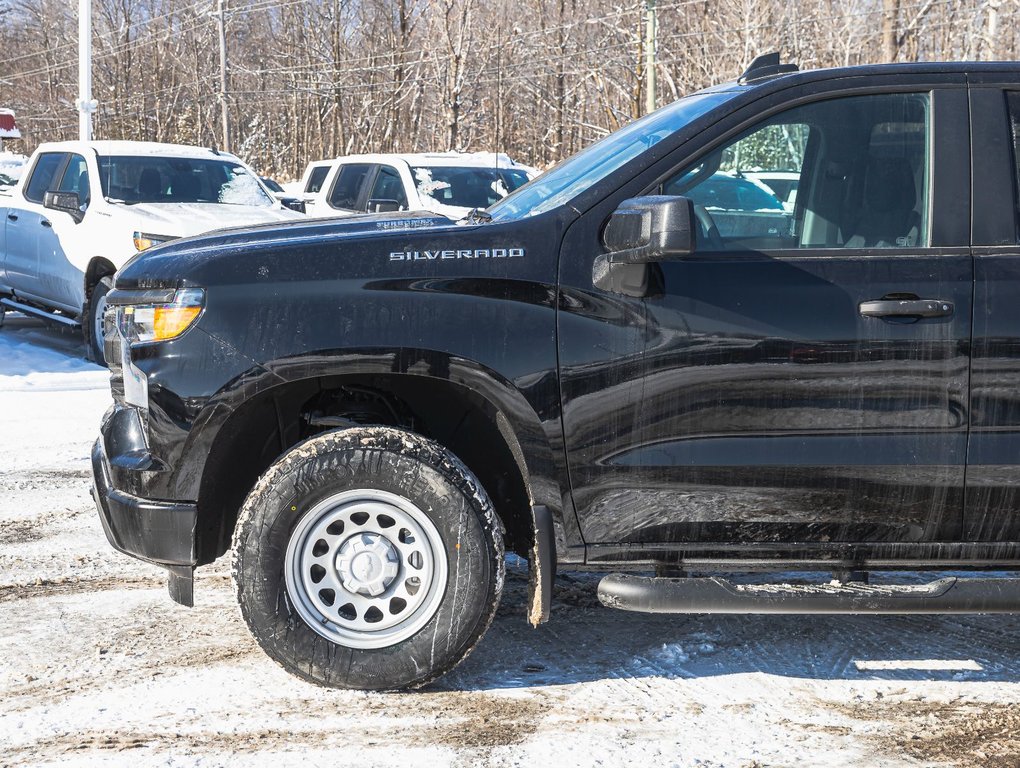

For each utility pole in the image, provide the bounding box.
[77,0,97,141]
[214,0,230,151]
[644,0,657,114]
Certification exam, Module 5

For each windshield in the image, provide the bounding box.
[488,91,734,221]
[412,166,531,210]
[97,155,274,206]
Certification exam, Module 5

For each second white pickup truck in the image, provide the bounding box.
[298,152,538,219]
[0,140,301,363]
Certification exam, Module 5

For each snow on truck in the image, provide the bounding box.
[0,141,300,363]
[92,55,1020,690]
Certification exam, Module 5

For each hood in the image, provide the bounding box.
[116,209,464,287]
[123,202,301,237]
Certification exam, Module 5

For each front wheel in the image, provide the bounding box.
[232,427,504,690]
[86,276,113,366]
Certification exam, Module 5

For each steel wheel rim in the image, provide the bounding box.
[284,489,448,649]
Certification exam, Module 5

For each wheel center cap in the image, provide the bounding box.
[335,532,399,597]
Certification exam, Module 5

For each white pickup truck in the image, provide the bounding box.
[0,140,301,363]
[298,152,538,219]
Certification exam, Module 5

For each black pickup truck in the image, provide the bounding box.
[92,55,1020,690]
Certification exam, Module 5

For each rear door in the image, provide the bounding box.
[558,81,973,554]
[965,81,1020,541]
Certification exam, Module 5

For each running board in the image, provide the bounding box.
[597,574,1020,614]
[0,297,79,326]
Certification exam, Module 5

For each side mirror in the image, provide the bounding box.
[602,195,696,263]
[280,197,306,213]
[368,198,401,214]
[43,190,84,223]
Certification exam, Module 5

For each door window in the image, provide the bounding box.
[24,152,67,203]
[328,163,371,210]
[305,164,330,193]
[660,93,931,251]
[57,153,90,208]
[368,166,408,210]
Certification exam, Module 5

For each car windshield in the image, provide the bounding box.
[412,166,531,210]
[487,90,734,221]
[97,155,274,206]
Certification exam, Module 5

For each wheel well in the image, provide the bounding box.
[194,375,534,565]
[84,258,116,301]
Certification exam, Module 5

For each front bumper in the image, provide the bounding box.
[91,432,198,568]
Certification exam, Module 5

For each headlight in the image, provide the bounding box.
[118,288,205,345]
[132,231,175,251]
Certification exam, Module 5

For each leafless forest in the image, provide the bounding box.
[0,0,1015,178]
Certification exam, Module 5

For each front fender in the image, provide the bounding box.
[173,346,583,562]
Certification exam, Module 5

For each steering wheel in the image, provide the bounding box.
[693,204,725,251]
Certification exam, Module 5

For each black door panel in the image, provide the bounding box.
[560,252,970,545]
[966,85,1020,540]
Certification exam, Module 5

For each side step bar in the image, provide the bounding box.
[0,297,79,326]
[598,574,1020,614]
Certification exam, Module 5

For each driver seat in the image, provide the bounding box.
[843,157,921,248]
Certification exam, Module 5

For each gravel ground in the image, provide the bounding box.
[3,314,1020,767]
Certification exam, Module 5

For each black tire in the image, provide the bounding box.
[232,426,505,690]
[86,276,113,366]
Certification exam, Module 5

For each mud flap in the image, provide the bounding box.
[527,505,556,626]
[167,565,195,607]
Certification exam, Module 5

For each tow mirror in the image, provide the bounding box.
[601,195,696,264]
[43,190,84,224]
[368,198,401,213]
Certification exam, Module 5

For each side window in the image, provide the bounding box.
[57,154,91,208]
[660,93,930,250]
[305,165,330,194]
[328,163,371,210]
[1006,91,1020,241]
[368,166,408,210]
[24,152,67,203]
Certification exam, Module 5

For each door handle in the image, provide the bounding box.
[859,298,953,318]
[6,213,17,221]
[40,219,52,228]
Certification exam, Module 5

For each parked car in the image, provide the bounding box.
[743,170,800,210]
[93,55,1020,692]
[259,175,306,213]
[678,171,790,238]
[301,152,537,219]
[0,141,301,363]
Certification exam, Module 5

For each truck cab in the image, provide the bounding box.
[301,152,537,219]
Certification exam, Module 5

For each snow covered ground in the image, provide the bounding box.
[2,313,1020,767]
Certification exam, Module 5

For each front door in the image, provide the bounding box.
[558,86,972,554]
[4,151,67,298]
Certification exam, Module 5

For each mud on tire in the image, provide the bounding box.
[231,426,505,690]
